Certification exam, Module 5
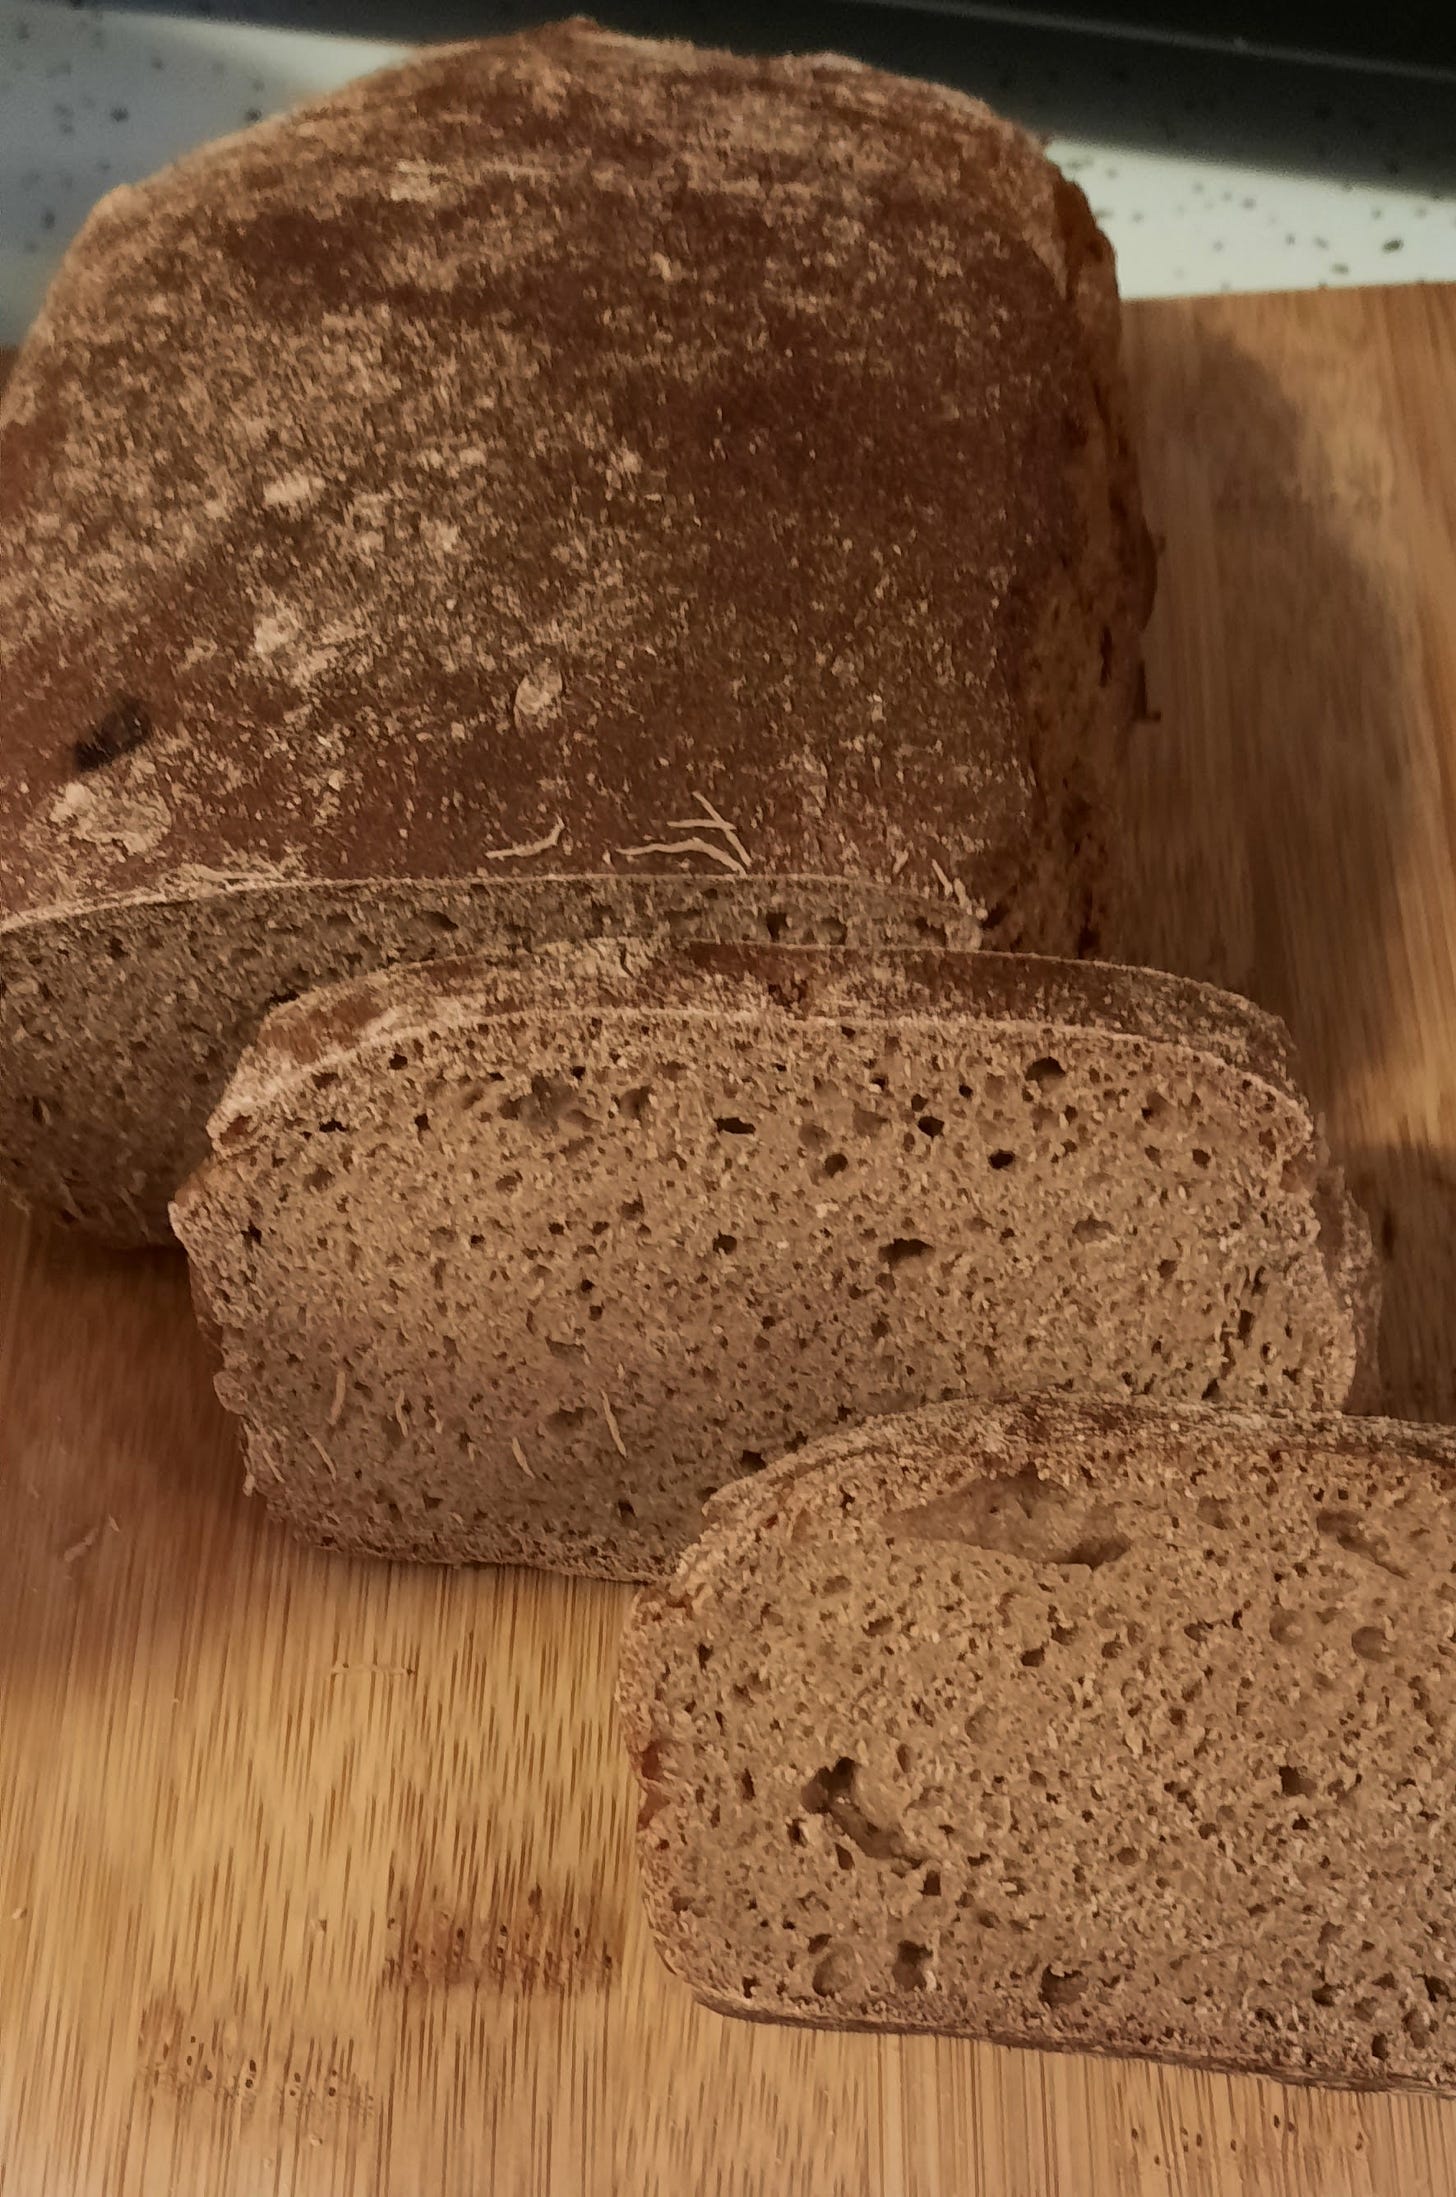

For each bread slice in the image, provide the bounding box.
[171,942,1374,1580]
[618,1397,1456,2091]
[0,20,1150,1243]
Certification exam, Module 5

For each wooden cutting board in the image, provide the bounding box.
[3,282,1456,2197]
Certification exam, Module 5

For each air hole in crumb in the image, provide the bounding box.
[811,1947,847,1994]
[1316,1509,1406,1578]
[892,1469,1128,1570]
[892,1941,933,1990]
[616,1498,636,1520]
[1352,1625,1389,1661]
[895,1742,915,1774]
[922,1869,942,1899]
[1191,1147,1211,1168]
[764,910,789,942]
[1312,1982,1337,2007]
[866,1614,894,1637]
[617,1085,652,1122]
[714,1116,756,1136]
[388,1051,409,1070]
[1021,1645,1046,1668]
[741,1450,766,1471]
[917,1115,944,1138]
[823,1152,849,1177]
[546,1405,590,1434]
[414,1112,430,1135]
[880,1237,933,1269]
[1026,1056,1065,1089]
[1280,1765,1316,1798]
[1073,1216,1112,1244]
[1039,1965,1086,2009]
[739,1769,755,1802]
[800,1758,918,1864]
[988,1149,1015,1170]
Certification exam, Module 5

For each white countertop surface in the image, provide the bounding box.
[1,0,1454,343]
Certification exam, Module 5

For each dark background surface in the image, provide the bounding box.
[96,0,1456,73]
[81,0,1456,196]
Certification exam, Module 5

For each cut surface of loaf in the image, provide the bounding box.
[172,943,1374,1580]
[618,1398,1456,2091]
[0,18,1150,1241]
[0,875,960,1245]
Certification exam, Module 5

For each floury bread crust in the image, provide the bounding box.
[618,1398,1456,2092]
[0,20,1150,1242]
[172,944,1374,1580]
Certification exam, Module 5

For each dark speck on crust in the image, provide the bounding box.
[74,697,153,774]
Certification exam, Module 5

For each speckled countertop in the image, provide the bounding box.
[1,0,1454,342]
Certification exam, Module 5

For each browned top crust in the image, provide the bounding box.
[0,18,1148,936]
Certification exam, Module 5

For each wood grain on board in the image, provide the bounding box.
[2,283,1456,2197]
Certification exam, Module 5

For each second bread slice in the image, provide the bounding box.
[172,944,1375,1578]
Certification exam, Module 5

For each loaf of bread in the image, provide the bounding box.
[0,20,1150,1243]
[619,1396,1456,2091]
[171,942,1374,1579]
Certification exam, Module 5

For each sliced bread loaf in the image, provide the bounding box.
[618,1397,1456,2091]
[171,943,1374,1580]
[0,20,1150,1243]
